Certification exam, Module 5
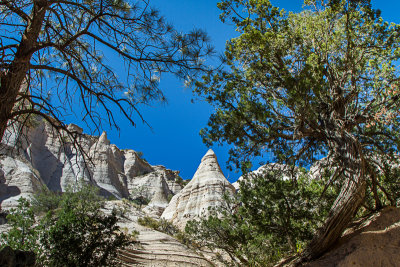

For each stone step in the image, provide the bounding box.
[124,250,208,261]
[118,247,213,267]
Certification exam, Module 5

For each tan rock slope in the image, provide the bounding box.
[161,149,235,229]
[102,201,216,267]
[306,206,400,267]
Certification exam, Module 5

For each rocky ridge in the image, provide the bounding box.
[0,121,183,209]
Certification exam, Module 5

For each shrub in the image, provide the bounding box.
[185,169,338,266]
[138,216,160,230]
[30,187,62,214]
[1,184,133,267]
[0,198,44,259]
[41,207,130,267]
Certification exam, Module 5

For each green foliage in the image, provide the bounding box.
[175,176,190,187]
[362,159,400,211]
[136,151,144,159]
[129,185,151,209]
[1,184,132,267]
[138,216,161,230]
[138,216,178,235]
[0,198,44,258]
[196,0,400,173]
[195,0,400,259]
[137,216,196,247]
[185,169,338,266]
[30,187,62,214]
[41,207,129,267]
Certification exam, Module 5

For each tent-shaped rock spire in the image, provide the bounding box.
[161,149,235,229]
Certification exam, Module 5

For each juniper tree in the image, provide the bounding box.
[0,0,212,140]
[196,0,400,262]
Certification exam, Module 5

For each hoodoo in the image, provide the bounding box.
[161,149,235,229]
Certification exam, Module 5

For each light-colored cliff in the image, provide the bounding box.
[0,121,183,207]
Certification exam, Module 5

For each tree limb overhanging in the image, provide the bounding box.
[0,0,213,141]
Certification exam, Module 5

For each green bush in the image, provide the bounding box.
[0,198,44,260]
[1,184,133,267]
[30,187,62,214]
[41,206,130,266]
[138,216,160,230]
[138,216,198,249]
[185,169,338,266]
[175,176,190,187]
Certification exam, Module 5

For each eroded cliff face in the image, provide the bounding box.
[0,120,183,209]
[161,149,235,229]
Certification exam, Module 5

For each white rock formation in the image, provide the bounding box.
[143,187,170,217]
[161,149,235,229]
[0,121,183,207]
[0,154,45,208]
[232,163,300,190]
[88,132,129,198]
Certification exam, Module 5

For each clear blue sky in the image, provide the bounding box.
[71,0,400,183]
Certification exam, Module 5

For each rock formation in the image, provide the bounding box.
[0,151,44,208]
[102,200,222,266]
[0,121,183,207]
[161,149,235,229]
[306,206,400,267]
[232,163,299,190]
[142,187,170,217]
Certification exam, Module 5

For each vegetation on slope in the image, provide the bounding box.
[0,184,134,267]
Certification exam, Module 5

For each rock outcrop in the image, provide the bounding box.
[0,152,44,208]
[102,200,221,267]
[232,163,299,190]
[306,206,400,267]
[161,149,235,229]
[0,121,183,207]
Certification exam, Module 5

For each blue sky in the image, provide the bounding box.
[71,0,400,183]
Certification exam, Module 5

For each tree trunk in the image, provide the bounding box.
[299,131,366,263]
[0,1,48,141]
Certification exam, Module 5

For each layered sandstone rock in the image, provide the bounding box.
[0,151,44,208]
[127,165,181,198]
[0,121,182,207]
[142,187,170,217]
[161,149,235,229]
[88,131,129,198]
[102,200,221,266]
